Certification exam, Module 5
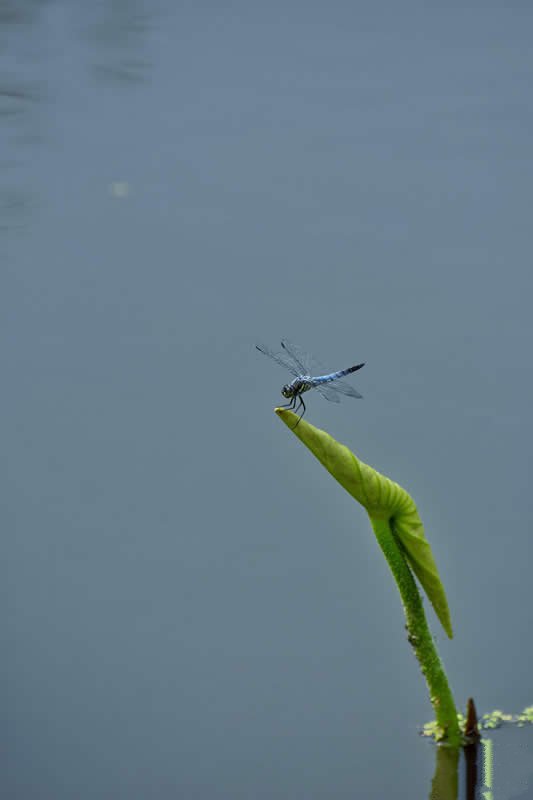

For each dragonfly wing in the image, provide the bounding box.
[326,377,363,398]
[313,382,341,403]
[255,343,299,376]
[280,340,315,375]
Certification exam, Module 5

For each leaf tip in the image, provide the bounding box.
[275,407,297,424]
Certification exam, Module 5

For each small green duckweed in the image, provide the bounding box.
[422,706,533,741]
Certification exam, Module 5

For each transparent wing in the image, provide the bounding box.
[255,343,300,377]
[313,382,341,403]
[321,376,363,399]
[280,340,315,375]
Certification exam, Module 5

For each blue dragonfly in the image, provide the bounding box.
[256,340,365,426]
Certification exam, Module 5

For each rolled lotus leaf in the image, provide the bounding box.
[276,408,453,638]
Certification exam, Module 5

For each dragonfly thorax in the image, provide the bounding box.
[281,377,312,399]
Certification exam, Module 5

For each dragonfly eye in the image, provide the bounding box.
[281,385,292,398]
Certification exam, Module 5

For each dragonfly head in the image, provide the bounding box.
[281,384,293,399]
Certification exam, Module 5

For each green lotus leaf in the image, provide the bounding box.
[276,408,453,638]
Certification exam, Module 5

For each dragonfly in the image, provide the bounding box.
[256,339,365,426]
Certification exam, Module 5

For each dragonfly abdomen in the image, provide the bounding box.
[313,363,365,385]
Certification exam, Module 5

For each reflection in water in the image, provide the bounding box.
[0,79,41,231]
[427,731,533,799]
[0,1,154,233]
[78,2,153,86]
[428,739,483,800]
[0,189,32,231]
[0,85,39,108]
[463,741,479,800]
[430,745,459,800]
[1,2,45,231]
[0,1,43,26]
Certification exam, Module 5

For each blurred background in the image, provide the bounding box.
[2,2,532,798]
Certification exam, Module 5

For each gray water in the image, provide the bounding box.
[3,3,532,798]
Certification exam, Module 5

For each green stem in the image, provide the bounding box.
[369,516,461,745]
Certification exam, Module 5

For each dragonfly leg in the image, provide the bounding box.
[292,395,306,428]
[279,395,296,410]
[278,393,306,428]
